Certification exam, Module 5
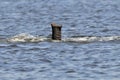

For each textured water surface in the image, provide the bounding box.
[0,0,120,80]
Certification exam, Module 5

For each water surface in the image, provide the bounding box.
[0,0,120,80]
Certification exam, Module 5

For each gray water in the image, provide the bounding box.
[0,0,120,80]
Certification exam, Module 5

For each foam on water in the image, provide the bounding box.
[7,33,48,42]
[64,36,120,42]
[6,33,120,43]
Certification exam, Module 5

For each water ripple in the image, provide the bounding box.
[0,0,120,80]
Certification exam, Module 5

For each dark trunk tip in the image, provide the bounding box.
[51,23,62,40]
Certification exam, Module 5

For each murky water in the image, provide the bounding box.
[0,0,120,80]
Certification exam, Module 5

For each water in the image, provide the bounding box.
[0,0,120,80]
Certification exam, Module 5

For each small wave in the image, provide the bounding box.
[7,33,120,43]
[7,33,48,42]
[64,36,120,43]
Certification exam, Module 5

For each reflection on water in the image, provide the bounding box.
[0,0,120,80]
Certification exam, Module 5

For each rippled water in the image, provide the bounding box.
[0,0,120,80]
